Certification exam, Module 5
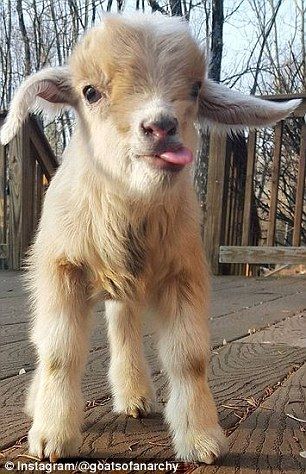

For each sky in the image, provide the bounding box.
[185,0,302,92]
[219,0,302,90]
[122,0,303,93]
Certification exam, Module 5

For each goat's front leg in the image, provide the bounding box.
[156,270,227,463]
[105,300,154,418]
[26,260,92,460]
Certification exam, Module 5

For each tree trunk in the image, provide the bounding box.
[210,0,224,82]
[170,0,183,16]
[16,0,32,76]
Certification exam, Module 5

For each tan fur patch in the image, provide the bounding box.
[46,356,63,374]
[57,259,87,295]
[187,357,207,378]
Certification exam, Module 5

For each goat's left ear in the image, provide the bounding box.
[198,78,301,132]
[0,66,77,145]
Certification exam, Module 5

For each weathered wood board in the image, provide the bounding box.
[1,272,306,474]
[1,342,305,459]
[211,291,306,347]
[195,365,306,473]
[219,246,306,265]
[239,314,306,348]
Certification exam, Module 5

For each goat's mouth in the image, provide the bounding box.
[139,147,193,172]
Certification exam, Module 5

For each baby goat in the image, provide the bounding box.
[1,13,299,464]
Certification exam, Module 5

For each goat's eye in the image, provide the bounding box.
[191,81,202,99]
[83,85,102,104]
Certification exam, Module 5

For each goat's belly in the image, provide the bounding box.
[94,266,147,301]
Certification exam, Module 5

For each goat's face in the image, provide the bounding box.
[1,12,300,196]
[70,16,205,192]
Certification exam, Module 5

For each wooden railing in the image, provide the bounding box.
[0,113,58,269]
[204,93,306,275]
[1,94,305,274]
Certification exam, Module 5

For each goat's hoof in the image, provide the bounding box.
[115,395,153,418]
[28,424,81,461]
[175,425,228,464]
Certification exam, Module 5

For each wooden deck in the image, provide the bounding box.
[0,271,305,473]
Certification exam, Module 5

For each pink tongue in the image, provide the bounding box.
[159,147,193,165]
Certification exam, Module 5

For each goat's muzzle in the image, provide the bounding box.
[137,114,193,172]
[141,116,178,139]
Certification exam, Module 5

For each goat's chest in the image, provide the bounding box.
[92,212,175,300]
[92,218,151,299]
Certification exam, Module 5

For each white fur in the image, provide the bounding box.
[106,300,155,417]
[106,11,189,37]
[0,67,73,145]
[199,78,301,133]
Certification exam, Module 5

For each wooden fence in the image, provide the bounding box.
[204,93,306,275]
[0,113,58,269]
[1,93,305,274]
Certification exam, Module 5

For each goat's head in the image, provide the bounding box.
[68,14,206,192]
[0,13,301,195]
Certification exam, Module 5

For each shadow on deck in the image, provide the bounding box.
[0,272,305,473]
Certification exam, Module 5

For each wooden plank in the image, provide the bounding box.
[1,342,306,459]
[211,291,306,347]
[267,121,283,246]
[223,148,232,247]
[228,154,238,251]
[211,277,306,320]
[0,271,24,296]
[33,161,44,232]
[241,131,256,246]
[7,122,36,270]
[28,118,58,180]
[0,243,7,260]
[1,321,29,346]
[7,133,22,269]
[204,132,229,275]
[0,140,7,268]
[219,246,306,264]
[293,123,306,246]
[239,313,306,347]
[21,123,35,261]
[195,364,306,473]
[211,274,306,294]
[259,93,306,101]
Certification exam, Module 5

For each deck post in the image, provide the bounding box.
[7,120,35,269]
[203,131,228,275]
[266,121,283,246]
[0,134,7,268]
[241,131,257,246]
[292,122,306,246]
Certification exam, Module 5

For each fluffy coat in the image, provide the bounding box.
[0,13,300,463]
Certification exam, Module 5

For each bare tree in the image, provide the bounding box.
[170,0,183,16]
[210,0,224,82]
[16,0,32,75]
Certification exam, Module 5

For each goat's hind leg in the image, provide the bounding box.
[27,259,92,460]
[105,301,154,418]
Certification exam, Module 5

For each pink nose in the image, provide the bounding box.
[141,117,178,139]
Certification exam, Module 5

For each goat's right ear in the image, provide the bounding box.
[198,78,301,133]
[0,67,77,145]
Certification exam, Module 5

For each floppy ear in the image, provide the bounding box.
[198,78,301,132]
[0,67,77,145]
